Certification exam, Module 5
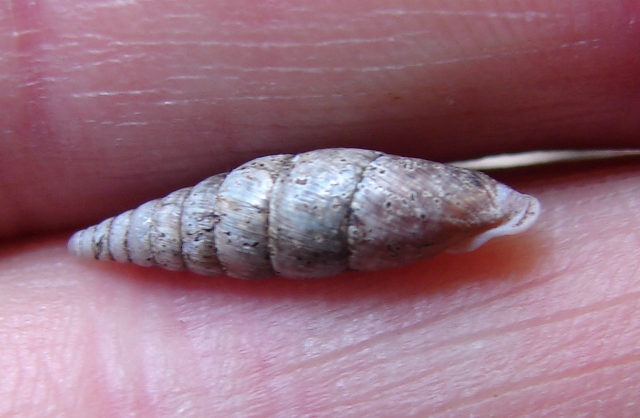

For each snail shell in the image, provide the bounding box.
[68,148,540,279]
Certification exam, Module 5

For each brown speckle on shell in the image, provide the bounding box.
[68,148,540,279]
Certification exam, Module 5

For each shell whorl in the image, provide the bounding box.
[68,148,540,279]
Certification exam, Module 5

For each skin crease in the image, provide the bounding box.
[0,0,639,416]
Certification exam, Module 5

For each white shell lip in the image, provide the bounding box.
[493,183,541,234]
[447,184,541,253]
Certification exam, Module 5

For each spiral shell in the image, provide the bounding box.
[68,148,540,279]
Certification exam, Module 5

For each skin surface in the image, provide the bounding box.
[1,0,639,416]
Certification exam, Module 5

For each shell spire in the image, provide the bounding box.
[68,148,540,279]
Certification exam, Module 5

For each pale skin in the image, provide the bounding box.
[1,0,640,416]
